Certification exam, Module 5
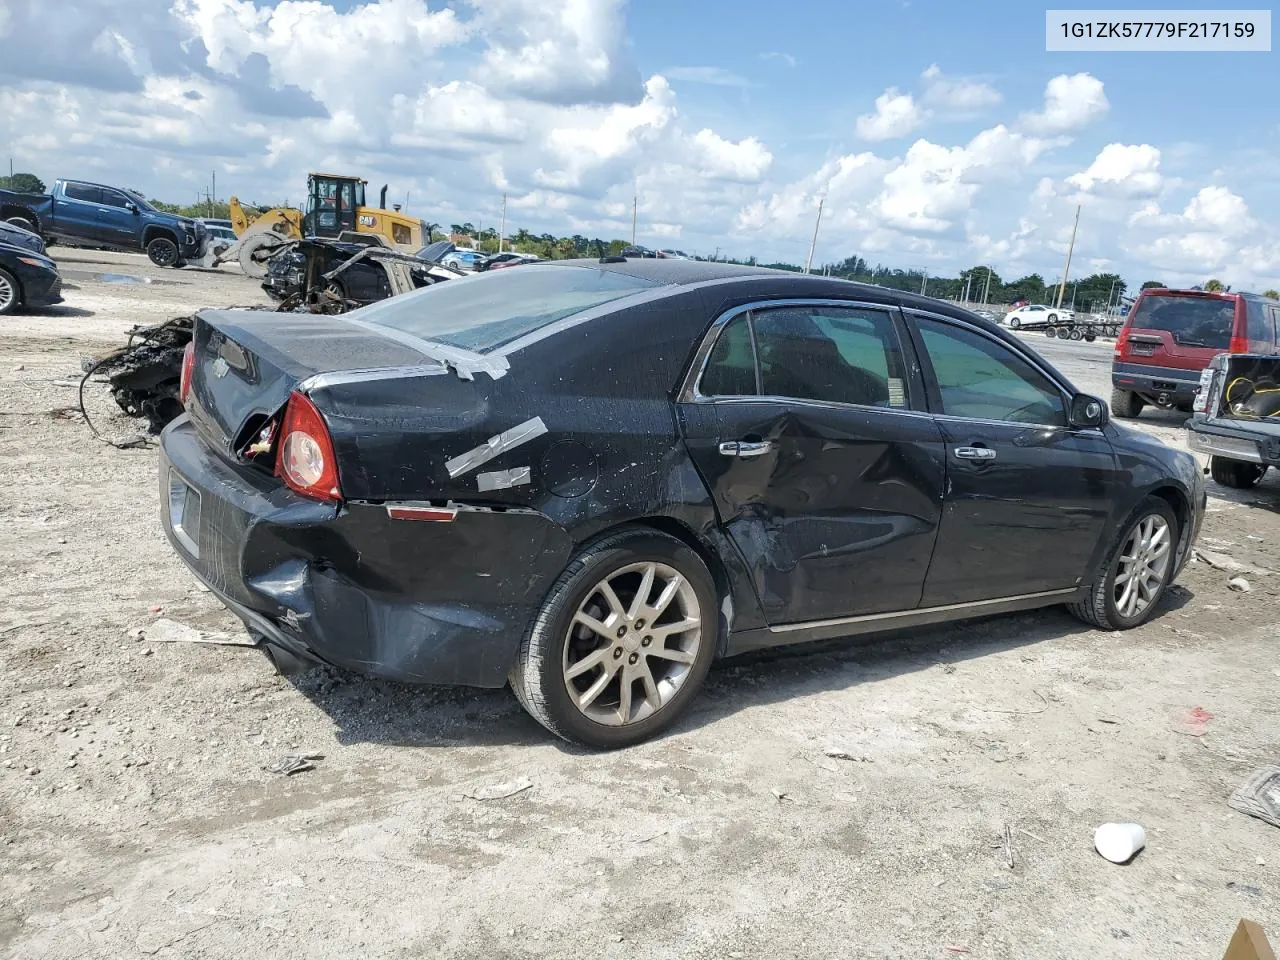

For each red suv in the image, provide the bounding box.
[1111,288,1280,418]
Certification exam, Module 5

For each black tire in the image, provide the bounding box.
[509,528,718,748]
[1007,316,1021,329]
[5,216,36,233]
[1068,495,1180,630]
[1110,388,1144,418]
[1047,312,1059,323]
[1045,327,1057,338]
[1084,331,1097,342]
[1069,328,1084,341]
[0,267,19,315]
[146,236,179,267]
[1209,456,1266,489]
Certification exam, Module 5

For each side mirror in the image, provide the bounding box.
[1070,393,1108,428]
[125,203,138,214]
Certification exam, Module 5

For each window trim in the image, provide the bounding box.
[682,298,923,413]
[62,182,100,204]
[904,309,1080,429]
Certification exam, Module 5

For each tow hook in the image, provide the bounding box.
[1156,392,1172,407]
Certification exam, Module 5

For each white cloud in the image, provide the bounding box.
[760,51,797,67]
[855,88,924,141]
[664,66,751,88]
[1021,73,1109,135]
[1066,143,1163,197]
[1183,185,1252,230]
[690,130,773,182]
[920,64,1001,112]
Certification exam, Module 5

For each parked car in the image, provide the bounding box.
[1111,288,1280,417]
[482,252,540,271]
[1001,303,1074,330]
[619,245,657,258]
[1187,352,1280,489]
[161,261,1204,747]
[441,249,489,272]
[657,249,691,260]
[0,242,63,315]
[0,219,46,255]
[0,179,207,267]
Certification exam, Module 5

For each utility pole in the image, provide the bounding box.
[804,196,824,274]
[498,193,507,253]
[962,274,972,304]
[920,271,928,295]
[631,179,638,246]
[982,266,992,304]
[1055,203,1082,309]
[211,169,216,217]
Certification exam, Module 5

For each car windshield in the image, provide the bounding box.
[353,264,661,352]
[1131,294,1235,348]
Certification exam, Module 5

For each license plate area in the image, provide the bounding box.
[1131,344,1156,356]
[1265,438,1280,463]
[167,469,201,558]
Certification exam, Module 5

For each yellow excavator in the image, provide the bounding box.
[210,173,428,278]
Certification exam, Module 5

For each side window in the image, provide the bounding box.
[99,189,131,209]
[699,315,757,397]
[1269,307,1280,347]
[754,306,907,408]
[63,183,100,203]
[916,317,1066,426]
[1245,300,1277,344]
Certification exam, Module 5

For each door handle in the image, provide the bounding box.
[719,440,773,458]
[954,446,997,461]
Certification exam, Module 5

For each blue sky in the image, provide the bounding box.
[0,0,1276,289]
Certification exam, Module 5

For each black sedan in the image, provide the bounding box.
[0,219,46,254]
[0,242,62,315]
[160,260,1205,747]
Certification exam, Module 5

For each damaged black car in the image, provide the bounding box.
[160,260,1204,748]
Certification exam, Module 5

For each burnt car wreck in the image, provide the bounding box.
[88,240,463,433]
[158,259,1204,748]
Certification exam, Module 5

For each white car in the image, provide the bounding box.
[1001,304,1074,330]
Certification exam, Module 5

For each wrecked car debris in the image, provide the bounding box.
[1228,767,1280,829]
[263,753,324,776]
[263,237,461,313]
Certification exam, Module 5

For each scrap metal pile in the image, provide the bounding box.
[84,239,462,435]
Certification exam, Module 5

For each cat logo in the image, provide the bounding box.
[358,214,377,227]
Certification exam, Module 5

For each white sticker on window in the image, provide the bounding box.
[888,378,906,407]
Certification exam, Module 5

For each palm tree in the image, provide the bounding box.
[1264,289,1279,300]
[1204,278,1225,292]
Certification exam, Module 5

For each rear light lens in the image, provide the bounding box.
[1228,334,1248,354]
[1229,298,1248,354]
[1114,325,1130,359]
[275,391,341,502]
[179,343,195,405]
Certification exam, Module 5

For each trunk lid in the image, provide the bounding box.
[185,309,441,457]
[1120,292,1239,371]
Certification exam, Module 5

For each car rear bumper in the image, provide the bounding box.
[1112,362,1201,401]
[1187,423,1280,466]
[159,415,574,687]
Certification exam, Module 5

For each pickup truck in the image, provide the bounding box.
[0,179,206,268]
[1187,352,1280,489]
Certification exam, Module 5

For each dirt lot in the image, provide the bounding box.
[1,251,1277,959]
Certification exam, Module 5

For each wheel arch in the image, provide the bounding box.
[142,225,179,246]
[1,205,40,232]
[1146,483,1195,573]
[574,516,737,657]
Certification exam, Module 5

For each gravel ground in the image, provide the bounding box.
[1,251,1277,959]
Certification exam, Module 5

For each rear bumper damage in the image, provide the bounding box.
[159,415,574,687]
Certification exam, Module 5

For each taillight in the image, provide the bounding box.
[1228,333,1248,355]
[179,342,195,405]
[1229,299,1248,354]
[275,391,341,502]
[1114,325,1130,360]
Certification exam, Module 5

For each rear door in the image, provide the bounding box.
[678,300,947,626]
[56,182,109,243]
[96,187,139,247]
[906,312,1120,606]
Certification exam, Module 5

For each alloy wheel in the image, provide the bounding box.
[0,272,15,313]
[1113,514,1172,619]
[562,561,702,726]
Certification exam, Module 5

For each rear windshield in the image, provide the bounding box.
[1130,294,1236,349]
[353,265,660,351]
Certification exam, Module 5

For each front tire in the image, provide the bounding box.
[1007,316,1021,329]
[0,268,19,315]
[510,528,718,748]
[1111,388,1144,418]
[146,236,179,267]
[1068,496,1179,630]
[1210,456,1267,489]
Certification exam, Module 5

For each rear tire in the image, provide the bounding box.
[1068,496,1179,630]
[146,236,179,267]
[1110,388,1144,418]
[509,528,718,749]
[1047,312,1059,323]
[1209,456,1266,489]
[1045,327,1057,338]
[1069,328,1084,341]
[1084,331,1097,342]
[1007,316,1021,329]
[5,216,36,233]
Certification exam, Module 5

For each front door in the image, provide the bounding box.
[96,187,140,247]
[908,313,1120,606]
[679,301,947,625]
[58,182,110,245]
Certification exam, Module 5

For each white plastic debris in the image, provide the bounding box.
[1094,822,1146,863]
[1227,577,1251,593]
